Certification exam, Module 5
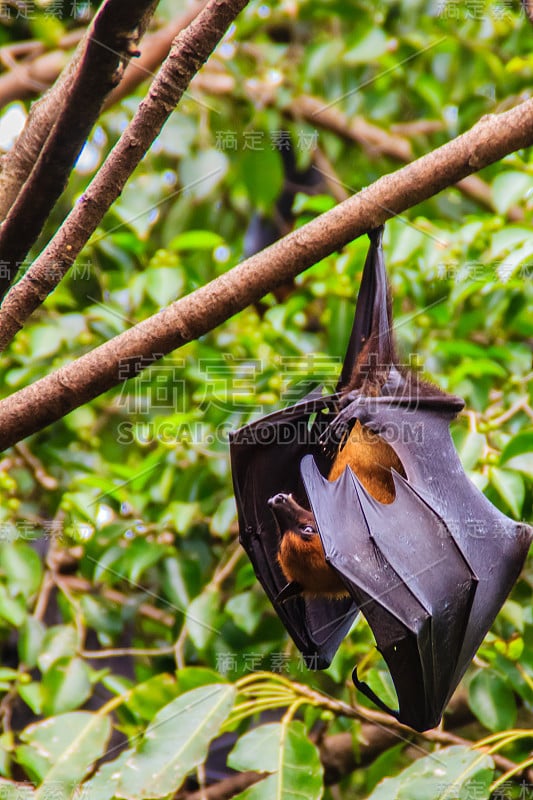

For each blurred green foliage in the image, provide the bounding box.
[0,0,532,798]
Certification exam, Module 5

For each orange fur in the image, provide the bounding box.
[328,420,405,502]
[278,530,346,595]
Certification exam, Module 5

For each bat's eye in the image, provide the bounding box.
[300,525,315,534]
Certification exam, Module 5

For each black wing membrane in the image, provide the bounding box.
[230,227,532,731]
[229,390,358,667]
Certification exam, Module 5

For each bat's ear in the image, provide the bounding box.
[337,226,393,392]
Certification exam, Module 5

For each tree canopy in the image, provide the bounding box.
[0,1,532,799]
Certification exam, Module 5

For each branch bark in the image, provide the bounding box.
[0,0,160,300]
[1,99,533,449]
[0,0,251,350]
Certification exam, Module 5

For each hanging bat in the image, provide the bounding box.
[229,228,532,731]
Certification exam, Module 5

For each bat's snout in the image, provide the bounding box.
[268,493,292,508]
[268,493,316,535]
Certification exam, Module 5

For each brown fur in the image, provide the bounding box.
[275,422,405,597]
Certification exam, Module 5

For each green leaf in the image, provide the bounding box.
[364,670,398,712]
[367,744,493,800]
[491,172,533,215]
[125,674,178,721]
[37,626,78,673]
[42,658,92,715]
[145,267,184,307]
[225,591,263,635]
[118,538,168,584]
[490,226,531,258]
[239,148,284,210]
[228,721,323,800]
[365,744,405,795]
[0,778,35,800]
[500,432,533,464]
[18,712,111,796]
[175,667,226,694]
[211,496,237,537]
[83,750,133,800]
[29,15,65,46]
[18,682,43,715]
[414,74,445,115]
[344,28,389,64]
[503,455,533,481]
[0,543,42,597]
[80,595,123,638]
[18,617,46,668]
[457,431,486,471]
[0,586,26,627]
[489,467,525,518]
[170,230,224,251]
[500,599,524,633]
[28,325,64,359]
[166,501,200,533]
[186,589,220,651]
[468,670,517,732]
[180,149,228,201]
[116,684,235,799]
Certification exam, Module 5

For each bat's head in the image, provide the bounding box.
[267,493,316,540]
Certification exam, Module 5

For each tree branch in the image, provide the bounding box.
[288,94,524,221]
[104,0,209,108]
[0,4,207,112]
[0,99,533,449]
[0,0,251,349]
[0,29,85,110]
[179,772,265,800]
[289,94,414,162]
[0,0,160,300]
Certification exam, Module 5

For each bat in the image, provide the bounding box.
[229,228,532,731]
[243,137,326,260]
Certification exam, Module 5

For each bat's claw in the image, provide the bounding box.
[320,405,356,455]
[276,581,303,603]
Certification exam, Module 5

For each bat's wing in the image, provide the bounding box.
[337,227,391,391]
[300,453,476,731]
[229,389,357,667]
[314,391,532,729]
[367,399,533,704]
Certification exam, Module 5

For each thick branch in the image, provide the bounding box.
[0,0,159,300]
[0,0,251,349]
[1,99,533,449]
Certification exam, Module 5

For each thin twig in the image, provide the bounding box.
[81,646,175,659]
